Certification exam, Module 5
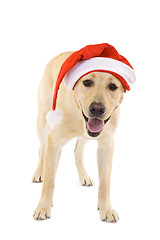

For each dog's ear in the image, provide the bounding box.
[119,92,124,104]
[74,94,81,110]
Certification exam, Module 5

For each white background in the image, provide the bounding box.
[0,0,160,239]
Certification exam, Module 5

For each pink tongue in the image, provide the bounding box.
[87,118,104,133]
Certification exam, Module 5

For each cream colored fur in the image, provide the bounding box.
[32,51,125,222]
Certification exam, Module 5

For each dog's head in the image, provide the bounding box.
[74,72,125,137]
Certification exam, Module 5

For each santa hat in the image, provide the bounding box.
[46,43,136,128]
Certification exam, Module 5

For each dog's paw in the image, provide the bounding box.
[79,175,94,186]
[33,207,51,220]
[32,169,43,183]
[98,208,119,223]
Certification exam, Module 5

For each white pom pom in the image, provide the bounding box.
[46,109,63,129]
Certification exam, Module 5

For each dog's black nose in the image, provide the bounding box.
[89,102,106,117]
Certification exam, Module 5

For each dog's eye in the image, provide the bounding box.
[83,80,93,87]
[108,83,118,91]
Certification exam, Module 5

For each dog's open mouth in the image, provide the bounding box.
[82,112,111,137]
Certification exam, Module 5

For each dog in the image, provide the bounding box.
[32,44,135,222]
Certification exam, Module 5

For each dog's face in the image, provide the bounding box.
[74,72,125,137]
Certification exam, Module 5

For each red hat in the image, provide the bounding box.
[46,43,136,128]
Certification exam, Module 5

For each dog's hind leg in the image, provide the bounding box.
[32,114,49,183]
[74,138,94,186]
[32,143,45,183]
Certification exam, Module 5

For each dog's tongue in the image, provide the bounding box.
[87,118,104,133]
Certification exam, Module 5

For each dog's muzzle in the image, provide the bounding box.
[89,102,106,118]
[82,111,111,137]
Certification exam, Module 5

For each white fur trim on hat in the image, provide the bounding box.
[63,57,136,91]
[46,109,63,129]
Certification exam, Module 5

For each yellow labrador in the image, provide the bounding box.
[32,52,125,222]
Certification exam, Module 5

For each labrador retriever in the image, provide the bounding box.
[32,48,132,222]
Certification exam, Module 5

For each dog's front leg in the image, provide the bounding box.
[33,132,61,220]
[97,138,119,223]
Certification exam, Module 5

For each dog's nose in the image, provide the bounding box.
[89,102,106,117]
